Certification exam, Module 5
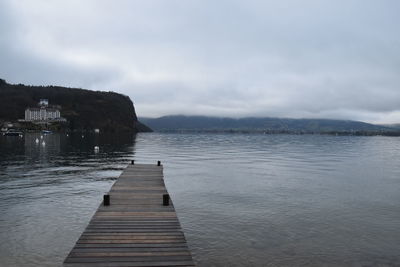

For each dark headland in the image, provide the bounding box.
[0,79,151,133]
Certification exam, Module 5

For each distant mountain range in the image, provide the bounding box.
[140,115,399,135]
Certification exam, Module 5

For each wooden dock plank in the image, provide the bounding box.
[64,163,195,266]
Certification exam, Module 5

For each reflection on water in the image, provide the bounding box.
[0,132,136,267]
[0,133,400,266]
[24,133,62,156]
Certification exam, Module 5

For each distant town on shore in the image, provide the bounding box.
[140,115,400,136]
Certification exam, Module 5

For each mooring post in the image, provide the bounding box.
[103,194,110,206]
[157,161,161,166]
[131,160,135,165]
[163,194,170,206]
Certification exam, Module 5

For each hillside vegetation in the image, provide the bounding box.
[0,79,151,133]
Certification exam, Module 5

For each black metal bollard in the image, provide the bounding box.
[103,194,110,206]
[157,161,161,166]
[163,194,170,206]
[131,160,135,165]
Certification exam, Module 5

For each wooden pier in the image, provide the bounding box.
[64,162,195,267]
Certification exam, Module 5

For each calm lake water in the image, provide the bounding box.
[0,133,399,266]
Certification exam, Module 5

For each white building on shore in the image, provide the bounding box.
[24,99,65,122]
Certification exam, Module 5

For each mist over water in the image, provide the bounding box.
[0,133,399,266]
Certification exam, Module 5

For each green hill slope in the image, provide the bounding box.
[0,79,151,133]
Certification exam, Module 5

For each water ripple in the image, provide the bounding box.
[0,133,400,266]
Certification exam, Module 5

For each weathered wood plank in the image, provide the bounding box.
[64,262,195,267]
[74,243,189,249]
[81,232,183,237]
[64,163,195,266]
[69,251,191,257]
[79,236,184,240]
[71,248,191,254]
[65,255,194,263]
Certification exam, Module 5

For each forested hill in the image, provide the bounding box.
[0,79,151,133]
[140,115,394,135]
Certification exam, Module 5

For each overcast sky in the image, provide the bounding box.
[1,0,399,123]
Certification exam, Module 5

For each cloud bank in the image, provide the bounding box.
[1,0,399,123]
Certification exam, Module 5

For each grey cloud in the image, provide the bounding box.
[1,0,400,123]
